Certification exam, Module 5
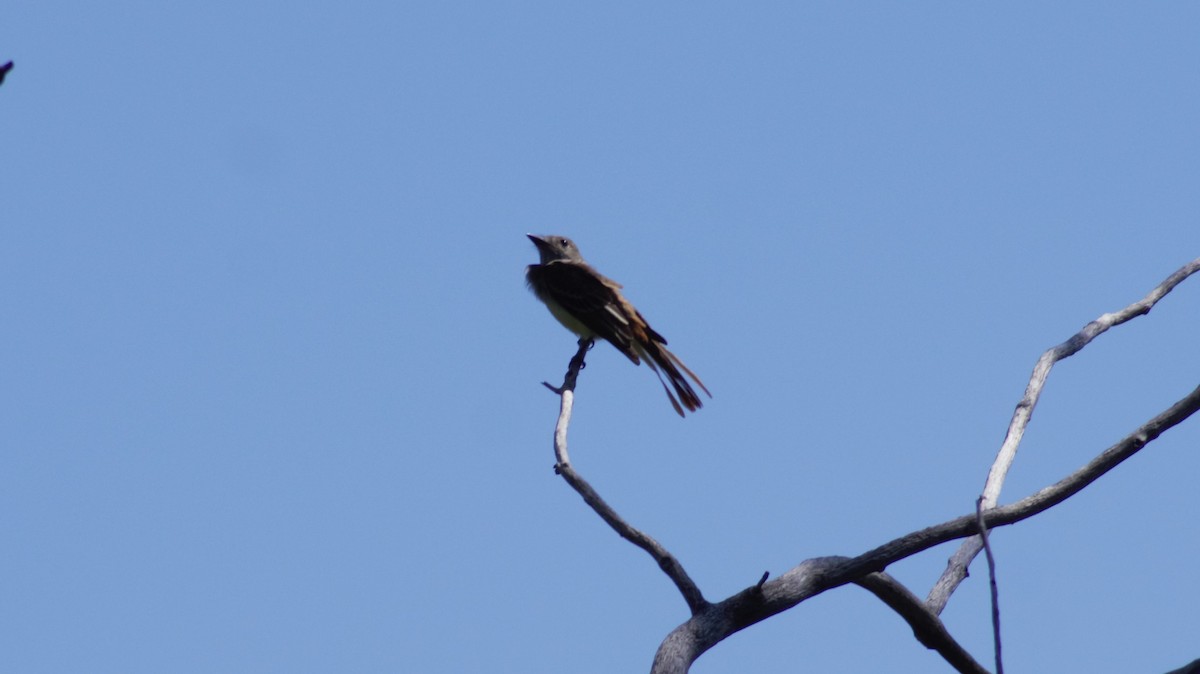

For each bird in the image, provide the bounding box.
[525,234,710,417]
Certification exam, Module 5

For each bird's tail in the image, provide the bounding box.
[636,341,711,417]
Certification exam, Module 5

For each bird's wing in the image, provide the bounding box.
[532,260,646,362]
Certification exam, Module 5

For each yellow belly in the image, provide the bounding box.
[542,296,595,338]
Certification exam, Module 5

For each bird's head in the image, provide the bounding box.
[527,234,584,264]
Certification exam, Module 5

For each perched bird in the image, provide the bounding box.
[525,234,710,416]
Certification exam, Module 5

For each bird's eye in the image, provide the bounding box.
[560,238,570,247]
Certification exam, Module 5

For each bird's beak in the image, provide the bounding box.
[527,233,552,253]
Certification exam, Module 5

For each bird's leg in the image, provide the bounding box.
[542,338,594,394]
[560,337,595,390]
[569,337,593,373]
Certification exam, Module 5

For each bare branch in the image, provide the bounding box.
[928,256,1200,613]
[544,339,592,467]
[556,461,709,614]
[975,499,1002,674]
[652,381,1200,673]
[864,381,1200,576]
[543,340,709,615]
[536,261,1200,673]
[855,572,989,674]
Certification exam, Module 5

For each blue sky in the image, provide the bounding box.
[4,3,1200,672]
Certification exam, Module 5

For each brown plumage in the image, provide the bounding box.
[525,234,711,417]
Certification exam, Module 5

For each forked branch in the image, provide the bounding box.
[536,258,1200,673]
[651,381,1200,672]
[928,256,1200,612]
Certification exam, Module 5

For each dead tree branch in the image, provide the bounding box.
[537,258,1200,673]
[544,338,708,615]
[975,498,1002,674]
[855,572,989,674]
[650,381,1200,673]
[928,257,1200,612]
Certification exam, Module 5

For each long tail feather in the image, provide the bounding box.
[663,347,711,398]
[638,341,709,416]
[642,356,686,417]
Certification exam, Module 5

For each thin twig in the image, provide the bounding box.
[542,338,709,615]
[975,498,1002,674]
[545,339,592,468]
[928,257,1200,613]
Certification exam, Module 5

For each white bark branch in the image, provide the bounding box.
[927,257,1200,613]
[534,259,1200,673]
[650,381,1200,673]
